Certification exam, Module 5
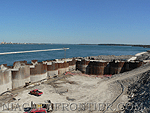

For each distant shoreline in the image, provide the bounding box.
[79,44,150,48]
[0,43,150,48]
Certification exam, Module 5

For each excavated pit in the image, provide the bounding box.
[0,51,150,113]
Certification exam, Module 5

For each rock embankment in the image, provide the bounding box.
[136,52,150,61]
[81,51,150,62]
[125,70,150,113]
[80,55,134,62]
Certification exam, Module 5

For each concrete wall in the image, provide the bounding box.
[0,70,12,94]
[56,59,74,74]
[0,58,100,95]
[76,59,144,75]
[58,61,66,74]
[30,73,47,83]
[46,58,76,77]
[47,62,58,78]
[80,59,90,74]
[64,58,76,71]
[86,60,108,75]
[76,59,108,75]
[109,61,125,75]
[13,61,27,69]
[12,65,30,89]
[30,63,47,82]
[0,57,145,94]
[69,65,76,71]
[76,59,81,71]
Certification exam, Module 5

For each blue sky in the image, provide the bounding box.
[0,0,150,44]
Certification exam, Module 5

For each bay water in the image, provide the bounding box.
[0,44,149,66]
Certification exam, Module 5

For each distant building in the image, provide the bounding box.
[1,42,4,44]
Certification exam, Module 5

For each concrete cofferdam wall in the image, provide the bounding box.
[12,65,30,89]
[93,61,108,75]
[0,70,12,94]
[30,63,47,83]
[123,61,144,72]
[76,59,145,75]
[109,61,125,75]
[0,57,146,94]
[46,58,76,77]
[81,59,90,74]
[47,62,58,78]
[66,59,76,71]
[58,61,69,74]
[76,59,108,75]
[86,60,108,75]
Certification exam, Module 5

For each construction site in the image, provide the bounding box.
[0,49,150,113]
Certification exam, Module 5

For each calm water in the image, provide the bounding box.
[0,44,149,66]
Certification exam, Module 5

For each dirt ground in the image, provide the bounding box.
[1,63,150,113]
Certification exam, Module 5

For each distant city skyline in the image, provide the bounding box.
[0,0,150,44]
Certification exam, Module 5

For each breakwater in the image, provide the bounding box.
[0,55,148,95]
